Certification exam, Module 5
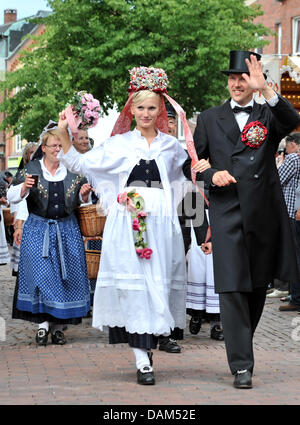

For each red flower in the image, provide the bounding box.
[241,121,267,149]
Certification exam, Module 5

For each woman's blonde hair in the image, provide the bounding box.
[41,130,58,146]
[131,90,161,106]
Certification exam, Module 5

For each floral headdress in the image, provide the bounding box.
[111,66,199,183]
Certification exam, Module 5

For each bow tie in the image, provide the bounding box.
[232,105,253,114]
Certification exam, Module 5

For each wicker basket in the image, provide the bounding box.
[77,204,106,237]
[85,249,101,280]
[3,208,14,226]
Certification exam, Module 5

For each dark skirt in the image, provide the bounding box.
[109,326,184,349]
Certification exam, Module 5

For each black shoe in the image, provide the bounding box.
[189,316,202,335]
[233,370,252,389]
[137,366,155,385]
[51,330,66,345]
[159,338,181,353]
[210,325,224,341]
[35,328,49,346]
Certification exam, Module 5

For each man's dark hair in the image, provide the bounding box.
[286,132,300,146]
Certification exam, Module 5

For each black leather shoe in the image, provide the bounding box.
[137,366,155,385]
[35,328,49,346]
[189,316,202,335]
[233,370,252,389]
[159,338,181,353]
[51,330,66,345]
[210,325,224,341]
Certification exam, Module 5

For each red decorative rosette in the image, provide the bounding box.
[241,121,267,149]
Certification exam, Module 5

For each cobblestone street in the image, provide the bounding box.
[1,260,300,406]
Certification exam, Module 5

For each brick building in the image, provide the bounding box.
[247,0,300,120]
[0,9,51,173]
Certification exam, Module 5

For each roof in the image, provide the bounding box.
[0,10,51,59]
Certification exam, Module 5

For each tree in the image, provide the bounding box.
[0,0,271,140]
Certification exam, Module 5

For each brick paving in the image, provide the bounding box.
[1,259,300,406]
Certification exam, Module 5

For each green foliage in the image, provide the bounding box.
[0,0,271,140]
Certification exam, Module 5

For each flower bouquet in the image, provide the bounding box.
[65,91,101,140]
[117,189,153,260]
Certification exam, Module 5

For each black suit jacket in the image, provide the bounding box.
[183,95,300,292]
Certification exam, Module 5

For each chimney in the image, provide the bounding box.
[4,9,17,24]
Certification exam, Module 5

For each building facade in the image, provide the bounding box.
[248,0,300,121]
[0,9,50,173]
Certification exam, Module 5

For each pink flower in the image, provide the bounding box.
[127,197,137,213]
[84,110,93,120]
[136,247,153,259]
[117,192,128,204]
[142,248,153,259]
[83,93,94,102]
[137,211,147,219]
[132,218,141,231]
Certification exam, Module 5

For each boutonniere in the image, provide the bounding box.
[117,189,153,260]
[241,121,267,149]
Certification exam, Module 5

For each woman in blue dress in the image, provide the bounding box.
[8,122,91,346]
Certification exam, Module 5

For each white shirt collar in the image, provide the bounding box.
[230,97,254,109]
[40,157,67,182]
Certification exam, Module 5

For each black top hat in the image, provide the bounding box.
[166,103,176,118]
[221,50,262,75]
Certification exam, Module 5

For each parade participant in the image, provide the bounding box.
[7,121,91,346]
[55,66,199,385]
[10,142,38,276]
[186,190,223,341]
[183,50,300,389]
[72,129,91,154]
[166,103,177,137]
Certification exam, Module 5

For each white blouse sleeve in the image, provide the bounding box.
[7,183,29,204]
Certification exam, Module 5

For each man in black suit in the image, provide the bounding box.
[183,50,300,389]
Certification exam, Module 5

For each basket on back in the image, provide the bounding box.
[3,208,14,226]
[77,204,106,237]
[85,249,101,280]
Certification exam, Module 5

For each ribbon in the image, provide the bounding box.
[42,219,67,280]
[162,94,211,242]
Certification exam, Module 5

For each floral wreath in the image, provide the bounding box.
[241,121,267,149]
[117,189,153,260]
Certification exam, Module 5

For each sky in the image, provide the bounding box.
[1,0,52,24]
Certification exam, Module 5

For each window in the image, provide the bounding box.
[293,17,300,55]
[275,23,282,56]
[15,134,22,153]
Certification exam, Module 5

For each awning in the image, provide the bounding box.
[280,56,300,84]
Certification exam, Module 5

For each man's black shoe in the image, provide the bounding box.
[159,337,181,353]
[137,366,155,385]
[210,325,224,341]
[233,370,252,389]
[189,316,202,335]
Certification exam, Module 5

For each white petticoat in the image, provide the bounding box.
[92,187,187,336]
[186,225,219,313]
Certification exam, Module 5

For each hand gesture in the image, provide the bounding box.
[201,242,212,255]
[243,54,267,92]
[212,170,237,187]
[192,159,211,174]
[0,196,7,206]
[58,110,69,132]
[20,174,35,198]
[14,228,23,246]
[80,183,92,203]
